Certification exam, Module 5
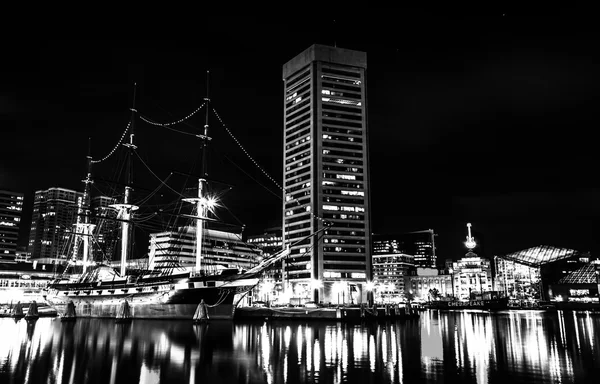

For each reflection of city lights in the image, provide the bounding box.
[314,340,321,372]
[369,334,376,372]
[284,326,291,350]
[259,324,273,384]
[0,312,594,383]
[139,363,160,384]
[297,325,303,364]
[573,311,581,352]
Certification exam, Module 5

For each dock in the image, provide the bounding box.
[234,304,419,322]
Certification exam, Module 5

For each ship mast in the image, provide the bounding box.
[183,71,212,274]
[110,84,139,277]
[72,138,96,274]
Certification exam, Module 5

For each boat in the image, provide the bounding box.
[43,79,302,320]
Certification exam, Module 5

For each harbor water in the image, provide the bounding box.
[1,309,599,383]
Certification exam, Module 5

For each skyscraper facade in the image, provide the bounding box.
[282,44,371,305]
[28,187,82,261]
[0,190,24,262]
[28,187,131,264]
[373,230,437,268]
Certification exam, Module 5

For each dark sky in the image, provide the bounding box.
[1,8,598,261]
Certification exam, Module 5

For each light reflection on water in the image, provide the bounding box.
[1,310,599,383]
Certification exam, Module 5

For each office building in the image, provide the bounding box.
[28,187,119,263]
[372,252,414,302]
[28,187,82,261]
[247,227,283,257]
[0,190,24,262]
[282,44,371,305]
[373,229,437,268]
[148,226,261,273]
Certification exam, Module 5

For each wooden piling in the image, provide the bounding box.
[61,301,77,322]
[193,299,209,323]
[115,300,132,323]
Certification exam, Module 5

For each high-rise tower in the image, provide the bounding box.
[28,187,82,261]
[0,190,24,262]
[282,44,371,305]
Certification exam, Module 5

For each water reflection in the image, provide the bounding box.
[1,310,599,383]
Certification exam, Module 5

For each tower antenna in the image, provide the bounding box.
[333,19,337,47]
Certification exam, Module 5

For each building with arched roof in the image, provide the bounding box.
[494,245,593,302]
[548,261,600,306]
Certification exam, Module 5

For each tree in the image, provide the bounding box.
[428,288,440,302]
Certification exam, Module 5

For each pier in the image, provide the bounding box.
[234,304,419,322]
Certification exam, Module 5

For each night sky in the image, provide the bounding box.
[1,8,598,261]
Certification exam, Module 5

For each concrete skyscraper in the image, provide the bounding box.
[28,187,82,261]
[282,44,371,305]
[27,188,118,263]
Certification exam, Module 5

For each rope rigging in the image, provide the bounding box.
[210,105,330,227]
[91,120,131,164]
[79,89,334,269]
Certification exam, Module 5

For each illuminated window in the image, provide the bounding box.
[341,190,364,196]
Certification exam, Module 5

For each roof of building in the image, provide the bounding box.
[499,245,581,267]
[558,263,599,284]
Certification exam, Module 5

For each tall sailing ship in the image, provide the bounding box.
[43,79,298,320]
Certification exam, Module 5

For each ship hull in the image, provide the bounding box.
[44,273,259,320]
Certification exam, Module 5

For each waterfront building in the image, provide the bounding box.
[371,252,414,303]
[0,260,65,305]
[247,227,284,304]
[282,44,371,305]
[0,190,24,262]
[494,245,592,301]
[373,229,437,268]
[549,261,600,303]
[450,223,493,300]
[148,226,261,273]
[405,267,453,301]
[452,254,493,300]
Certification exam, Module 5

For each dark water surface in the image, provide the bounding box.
[1,310,599,383]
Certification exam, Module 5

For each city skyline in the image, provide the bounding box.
[1,9,598,261]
